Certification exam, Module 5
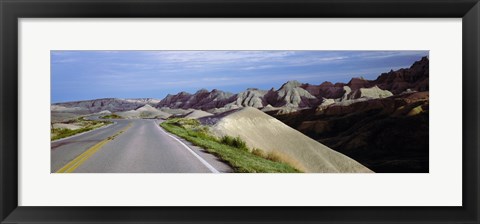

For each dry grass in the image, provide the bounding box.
[252,148,306,172]
[51,117,112,141]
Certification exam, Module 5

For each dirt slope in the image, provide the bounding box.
[209,107,373,173]
[183,110,213,119]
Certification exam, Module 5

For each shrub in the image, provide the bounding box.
[179,119,201,126]
[51,120,112,141]
[168,118,200,128]
[100,114,123,119]
[220,136,247,150]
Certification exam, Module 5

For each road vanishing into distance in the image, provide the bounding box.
[51,119,232,173]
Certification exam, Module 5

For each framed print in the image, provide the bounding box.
[1,0,479,223]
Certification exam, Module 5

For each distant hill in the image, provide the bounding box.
[117,104,171,119]
[53,98,161,113]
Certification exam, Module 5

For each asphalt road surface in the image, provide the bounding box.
[51,119,232,173]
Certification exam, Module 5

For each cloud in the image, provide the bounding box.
[345,51,428,60]
[51,58,78,63]
[148,51,294,63]
[133,51,356,73]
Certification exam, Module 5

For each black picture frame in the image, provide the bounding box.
[1,0,479,223]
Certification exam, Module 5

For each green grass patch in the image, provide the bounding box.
[220,136,248,150]
[100,114,123,119]
[160,118,300,173]
[51,118,112,141]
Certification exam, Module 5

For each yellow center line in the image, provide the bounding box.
[56,122,132,173]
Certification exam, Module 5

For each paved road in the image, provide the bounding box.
[51,119,232,173]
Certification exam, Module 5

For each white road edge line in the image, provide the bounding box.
[155,121,220,173]
[51,122,117,143]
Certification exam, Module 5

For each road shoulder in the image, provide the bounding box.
[156,120,234,173]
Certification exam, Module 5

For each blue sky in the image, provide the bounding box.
[51,50,428,103]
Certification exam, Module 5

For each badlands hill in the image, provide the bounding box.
[158,89,236,111]
[117,104,171,119]
[52,98,163,121]
[157,80,322,113]
[207,107,373,173]
[373,56,429,94]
